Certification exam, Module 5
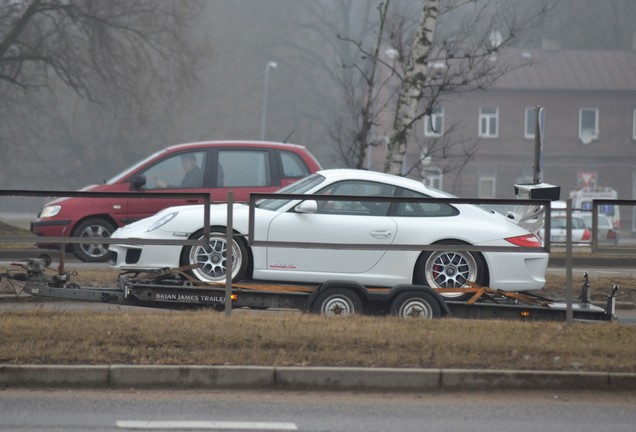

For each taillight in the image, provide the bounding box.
[505,234,543,247]
[582,229,591,241]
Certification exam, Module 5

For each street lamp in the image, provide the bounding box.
[260,61,277,141]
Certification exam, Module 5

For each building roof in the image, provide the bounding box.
[493,48,636,91]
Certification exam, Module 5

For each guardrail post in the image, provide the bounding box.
[225,191,234,318]
[566,198,573,324]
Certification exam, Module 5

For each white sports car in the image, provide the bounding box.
[110,169,548,295]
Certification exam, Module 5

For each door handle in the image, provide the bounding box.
[370,230,392,239]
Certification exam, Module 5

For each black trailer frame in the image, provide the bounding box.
[1,257,617,322]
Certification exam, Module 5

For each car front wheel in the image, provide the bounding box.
[72,218,115,262]
[180,228,248,283]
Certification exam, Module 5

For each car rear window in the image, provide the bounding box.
[394,188,459,217]
[281,151,311,178]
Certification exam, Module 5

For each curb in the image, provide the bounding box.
[1,365,635,392]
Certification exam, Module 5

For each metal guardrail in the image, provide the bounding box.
[592,199,636,255]
[2,188,634,256]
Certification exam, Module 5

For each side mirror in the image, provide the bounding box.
[131,174,147,190]
[295,200,318,214]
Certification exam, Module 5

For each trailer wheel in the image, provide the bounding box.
[390,292,442,319]
[180,228,248,283]
[72,218,115,262]
[311,288,362,316]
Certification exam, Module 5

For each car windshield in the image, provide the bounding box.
[104,148,169,184]
[256,173,326,211]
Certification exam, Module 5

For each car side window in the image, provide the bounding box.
[394,188,458,217]
[280,151,310,178]
[315,181,395,216]
[551,218,566,229]
[141,151,206,190]
[218,150,271,187]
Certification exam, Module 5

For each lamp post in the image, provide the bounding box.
[260,61,277,141]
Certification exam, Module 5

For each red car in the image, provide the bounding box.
[31,141,322,262]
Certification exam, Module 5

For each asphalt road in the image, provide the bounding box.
[1,388,635,432]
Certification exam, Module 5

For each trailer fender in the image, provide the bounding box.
[388,285,450,318]
[307,280,368,316]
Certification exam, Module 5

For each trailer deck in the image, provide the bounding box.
[0,256,618,322]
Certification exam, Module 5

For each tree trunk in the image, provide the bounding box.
[383,0,439,175]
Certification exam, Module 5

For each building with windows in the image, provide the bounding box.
[413,48,636,221]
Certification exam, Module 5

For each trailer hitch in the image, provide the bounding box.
[1,258,75,288]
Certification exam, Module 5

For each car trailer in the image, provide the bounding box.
[1,256,618,322]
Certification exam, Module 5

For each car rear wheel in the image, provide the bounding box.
[414,240,487,299]
[180,228,248,283]
[72,218,115,262]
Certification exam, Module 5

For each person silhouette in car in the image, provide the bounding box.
[155,154,203,188]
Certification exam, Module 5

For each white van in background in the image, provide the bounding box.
[569,187,620,230]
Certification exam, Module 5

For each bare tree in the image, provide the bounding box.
[332,0,552,177]
[0,0,203,103]
[0,0,207,187]
[332,1,394,169]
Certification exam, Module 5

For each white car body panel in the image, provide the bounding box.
[110,169,549,292]
[265,212,397,273]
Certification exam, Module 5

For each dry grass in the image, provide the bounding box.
[0,220,36,250]
[2,220,636,372]
[1,310,635,372]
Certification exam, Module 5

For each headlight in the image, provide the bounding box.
[39,205,61,218]
[145,211,178,233]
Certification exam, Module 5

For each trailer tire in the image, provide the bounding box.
[311,288,362,316]
[390,291,442,319]
[180,227,248,283]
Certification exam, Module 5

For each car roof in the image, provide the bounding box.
[314,168,452,197]
[552,214,584,220]
[165,140,311,152]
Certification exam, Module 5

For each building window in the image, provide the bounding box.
[579,108,599,144]
[421,167,443,190]
[478,170,497,198]
[524,107,535,139]
[424,107,444,137]
[479,107,498,138]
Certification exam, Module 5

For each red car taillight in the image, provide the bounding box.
[582,229,591,241]
[505,234,543,247]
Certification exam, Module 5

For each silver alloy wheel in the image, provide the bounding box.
[398,299,434,319]
[189,234,242,283]
[78,224,111,259]
[424,250,478,298]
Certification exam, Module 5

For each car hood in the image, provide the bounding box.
[41,183,107,207]
[114,203,250,238]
